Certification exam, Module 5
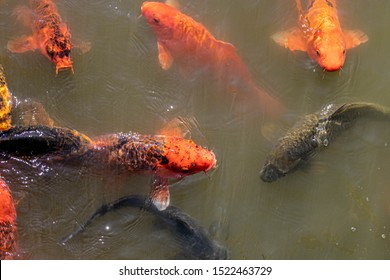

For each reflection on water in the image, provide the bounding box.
[1,0,390,259]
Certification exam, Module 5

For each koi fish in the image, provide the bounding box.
[141,2,285,118]
[260,102,390,182]
[272,0,368,71]
[0,125,216,210]
[0,65,12,131]
[0,178,17,260]
[60,194,228,260]
[7,0,74,74]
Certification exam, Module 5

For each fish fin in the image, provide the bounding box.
[165,0,180,9]
[7,35,37,53]
[13,5,34,27]
[12,99,55,127]
[158,117,191,138]
[295,0,304,14]
[252,85,286,119]
[73,40,92,54]
[217,40,237,53]
[271,29,307,51]
[150,176,170,211]
[157,41,173,70]
[344,29,368,49]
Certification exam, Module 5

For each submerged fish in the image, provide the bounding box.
[0,125,216,210]
[0,178,17,260]
[141,2,285,118]
[260,102,390,182]
[60,194,228,260]
[272,0,368,71]
[7,0,74,74]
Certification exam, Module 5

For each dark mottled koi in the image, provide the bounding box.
[0,178,17,260]
[7,0,73,74]
[260,103,390,182]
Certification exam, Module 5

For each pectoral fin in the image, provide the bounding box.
[13,5,34,27]
[271,29,307,51]
[150,176,170,211]
[344,29,368,49]
[73,40,92,54]
[157,117,191,138]
[157,41,173,70]
[7,35,37,53]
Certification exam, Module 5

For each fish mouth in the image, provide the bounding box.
[259,163,285,183]
[205,150,217,172]
[55,64,74,75]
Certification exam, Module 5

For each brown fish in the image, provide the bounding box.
[260,102,390,182]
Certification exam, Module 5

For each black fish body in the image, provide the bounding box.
[60,195,228,260]
[260,103,390,182]
[0,125,91,158]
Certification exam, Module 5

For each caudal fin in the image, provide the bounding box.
[254,86,286,119]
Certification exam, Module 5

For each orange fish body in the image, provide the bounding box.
[0,178,17,260]
[272,0,368,71]
[7,0,73,74]
[90,132,216,210]
[141,2,285,118]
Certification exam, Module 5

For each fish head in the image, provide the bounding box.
[158,137,216,178]
[44,36,74,74]
[259,162,286,183]
[141,2,177,40]
[308,30,346,72]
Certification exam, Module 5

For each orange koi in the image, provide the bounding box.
[7,0,74,74]
[272,0,368,71]
[141,2,285,119]
[0,178,17,260]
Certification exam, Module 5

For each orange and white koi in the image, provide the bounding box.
[7,0,74,74]
[141,2,285,118]
[0,178,17,260]
[272,0,368,71]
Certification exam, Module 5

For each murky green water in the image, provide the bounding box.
[1,0,390,259]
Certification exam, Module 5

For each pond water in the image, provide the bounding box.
[1,0,390,259]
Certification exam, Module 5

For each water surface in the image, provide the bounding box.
[1,0,390,259]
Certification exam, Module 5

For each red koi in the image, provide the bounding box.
[272,0,368,71]
[0,178,17,260]
[7,0,74,74]
[141,2,285,119]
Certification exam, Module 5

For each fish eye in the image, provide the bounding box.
[316,50,321,56]
[342,49,346,54]
[153,17,160,24]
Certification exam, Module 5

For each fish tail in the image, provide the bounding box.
[330,103,390,123]
[253,86,286,119]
